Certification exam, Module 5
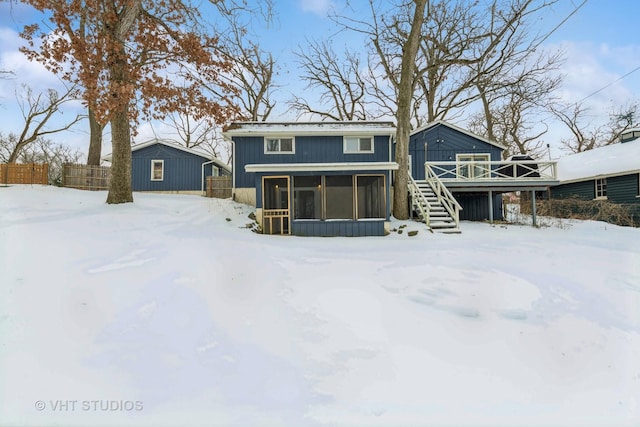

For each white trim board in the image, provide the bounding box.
[245,162,399,173]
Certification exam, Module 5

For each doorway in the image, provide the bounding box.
[262,177,290,235]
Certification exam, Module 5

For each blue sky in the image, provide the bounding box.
[1,0,639,159]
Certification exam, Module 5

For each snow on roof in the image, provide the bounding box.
[223,121,396,137]
[102,138,230,172]
[556,140,640,183]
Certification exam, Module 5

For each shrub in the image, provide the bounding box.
[520,196,638,227]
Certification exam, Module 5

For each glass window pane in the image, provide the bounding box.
[359,138,372,152]
[294,176,322,219]
[357,176,385,218]
[152,161,163,180]
[280,138,293,152]
[266,139,279,152]
[264,178,288,209]
[325,175,354,219]
[345,137,359,152]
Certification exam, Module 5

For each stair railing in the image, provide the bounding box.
[408,174,431,228]
[425,164,462,229]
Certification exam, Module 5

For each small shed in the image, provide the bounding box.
[103,139,230,193]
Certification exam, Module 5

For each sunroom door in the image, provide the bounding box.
[262,177,290,235]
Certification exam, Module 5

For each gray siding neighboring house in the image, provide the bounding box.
[103,139,230,193]
[551,129,640,223]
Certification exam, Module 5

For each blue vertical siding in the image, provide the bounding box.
[408,123,503,180]
[607,174,639,204]
[550,180,595,200]
[131,144,220,191]
[291,220,385,237]
[454,192,504,221]
[233,135,392,189]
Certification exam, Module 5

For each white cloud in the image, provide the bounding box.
[299,0,335,16]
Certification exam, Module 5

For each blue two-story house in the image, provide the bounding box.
[225,120,559,236]
[223,122,397,236]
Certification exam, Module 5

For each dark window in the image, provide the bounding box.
[357,175,385,218]
[294,176,322,219]
[325,175,354,219]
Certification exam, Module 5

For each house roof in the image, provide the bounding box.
[223,121,396,138]
[102,139,230,172]
[410,120,507,151]
[556,140,640,183]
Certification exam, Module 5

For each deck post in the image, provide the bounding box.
[488,190,494,224]
[531,190,537,227]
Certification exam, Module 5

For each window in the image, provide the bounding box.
[265,137,294,154]
[325,175,354,219]
[356,175,385,219]
[294,176,322,219]
[344,137,374,153]
[292,174,386,221]
[151,160,164,181]
[595,178,607,199]
[456,154,490,179]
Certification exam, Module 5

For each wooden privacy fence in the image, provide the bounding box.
[62,163,111,190]
[206,176,232,198]
[0,163,49,185]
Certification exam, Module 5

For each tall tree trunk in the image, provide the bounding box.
[7,139,31,163]
[106,108,133,204]
[393,0,428,220]
[86,106,103,166]
[106,37,134,204]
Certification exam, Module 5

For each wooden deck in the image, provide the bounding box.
[425,160,558,191]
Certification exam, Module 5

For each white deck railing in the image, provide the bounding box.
[425,160,557,182]
[425,165,462,225]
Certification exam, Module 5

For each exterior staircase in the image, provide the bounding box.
[409,173,462,233]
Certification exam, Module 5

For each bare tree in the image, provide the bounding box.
[6,84,84,163]
[18,137,83,184]
[289,40,371,121]
[206,13,277,122]
[553,101,638,153]
[395,0,428,219]
[163,109,231,163]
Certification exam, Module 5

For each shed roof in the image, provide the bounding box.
[223,121,396,138]
[410,120,507,151]
[102,139,230,172]
[556,140,640,183]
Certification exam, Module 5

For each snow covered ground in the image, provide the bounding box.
[1,185,639,427]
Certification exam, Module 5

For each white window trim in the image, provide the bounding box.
[151,159,164,181]
[594,177,607,200]
[264,137,295,154]
[343,136,374,154]
[456,153,490,179]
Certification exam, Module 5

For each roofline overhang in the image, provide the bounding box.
[557,170,640,185]
[223,121,396,139]
[245,162,399,173]
[101,139,230,172]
